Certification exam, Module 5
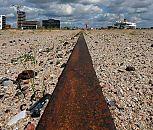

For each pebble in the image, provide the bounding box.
[0,94,4,99]
[63,41,69,46]
[2,43,7,46]
[125,66,135,71]
[105,97,116,107]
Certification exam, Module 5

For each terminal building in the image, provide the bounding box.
[17,11,40,29]
[42,19,60,29]
[0,15,6,30]
[113,19,136,29]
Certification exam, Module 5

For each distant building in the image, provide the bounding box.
[17,11,26,29]
[17,10,40,29]
[5,24,11,29]
[42,19,60,29]
[21,21,40,29]
[113,19,136,29]
[0,15,6,30]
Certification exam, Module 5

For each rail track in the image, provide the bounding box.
[36,32,116,130]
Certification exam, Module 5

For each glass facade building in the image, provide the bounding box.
[42,19,60,29]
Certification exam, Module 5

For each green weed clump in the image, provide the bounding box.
[16,52,38,95]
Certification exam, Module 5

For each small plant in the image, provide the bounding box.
[17,53,37,69]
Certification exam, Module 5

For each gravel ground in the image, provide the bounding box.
[0,29,152,130]
[85,29,153,130]
[0,30,80,130]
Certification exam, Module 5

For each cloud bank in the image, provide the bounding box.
[0,0,153,27]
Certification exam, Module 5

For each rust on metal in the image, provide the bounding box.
[36,33,116,130]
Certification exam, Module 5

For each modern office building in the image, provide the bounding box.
[42,19,60,29]
[0,15,6,30]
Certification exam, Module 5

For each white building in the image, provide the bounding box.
[0,15,6,30]
[113,19,136,29]
[115,21,136,29]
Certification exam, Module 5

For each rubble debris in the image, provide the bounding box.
[27,93,51,118]
[7,110,27,126]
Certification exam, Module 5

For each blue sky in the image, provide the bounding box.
[0,0,153,28]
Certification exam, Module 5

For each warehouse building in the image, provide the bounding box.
[0,15,6,30]
[42,19,60,29]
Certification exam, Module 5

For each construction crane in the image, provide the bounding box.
[11,4,22,11]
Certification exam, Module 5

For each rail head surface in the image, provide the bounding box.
[36,32,116,130]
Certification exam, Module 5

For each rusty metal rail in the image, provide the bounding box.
[36,33,116,130]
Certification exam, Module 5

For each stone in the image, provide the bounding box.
[0,94,4,99]
[125,66,135,71]
[15,90,23,96]
[63,42,69,46]
[9,41,13,43]
[105,97,116,107]
[21,86,29,92]
[2,43,7,46]
[16,70,37,82]
[5,109,10,113]
[20,104,27,111]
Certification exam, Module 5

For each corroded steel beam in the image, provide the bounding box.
[36,33,116,130]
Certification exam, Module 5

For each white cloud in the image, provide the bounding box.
[6,13,15,17]
[0,0,153,27]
